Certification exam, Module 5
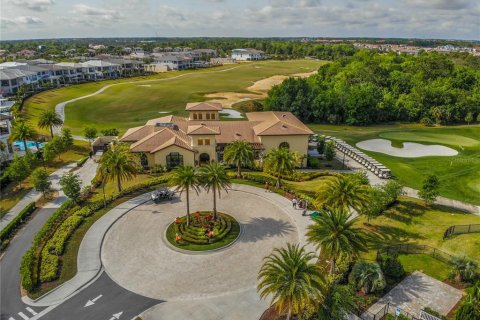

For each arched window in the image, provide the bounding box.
[279,142,290,149]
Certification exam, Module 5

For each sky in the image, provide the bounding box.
[1,0,479,41]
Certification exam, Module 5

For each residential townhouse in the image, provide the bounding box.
[231,48,266,61]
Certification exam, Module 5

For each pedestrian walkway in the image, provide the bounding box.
[1,159,98,230]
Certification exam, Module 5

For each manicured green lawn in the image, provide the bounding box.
[358,197,480,263]
[309,123,480,204]
[23,60,326,136]
[397,254,451,281]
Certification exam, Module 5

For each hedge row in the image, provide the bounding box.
[77,156,89,167]
[1,202,36,251]
[22,174,171,290]
[20,248,35,292]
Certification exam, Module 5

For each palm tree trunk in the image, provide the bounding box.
[276,172,281,189]
[213,186,217,220]
[117,175,122,193]
[186,188,190,226]
[102,179,107,208]
[237,160,241,178]
[49,126,54,139]
[23,139,28,153]
[330,257,336,274]
[286,309,292,320]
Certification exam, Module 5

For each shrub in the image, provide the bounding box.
[0,202,36,246]
[317,135,326,154]
[39,250,60,282]
[44,215,83,255]
[379,253,405,280]
[20,248,35,292]
[307,157,320,168]
[77,156,89,167]
[324,140,336,161]
[421,117,435,127]
[381,180,404,207]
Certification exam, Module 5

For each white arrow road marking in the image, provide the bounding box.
[8,317,16,320]
[108,311,123,320]
[26,308,37,316]
[17,312,29,320]
[84,294,103,307]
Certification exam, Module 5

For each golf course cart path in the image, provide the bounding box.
[1,159,98,230]
[53,66,241,135]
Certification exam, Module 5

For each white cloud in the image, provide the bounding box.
[71,4,121,21]
[1,16,43,29]
[404,0,472,10]
[12,0,55,11]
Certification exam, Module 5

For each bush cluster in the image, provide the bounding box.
[1,202,36,251]
[21,175,171,291]
[174,213,233,245]
[77,156,89,167]
[20,248,35,292]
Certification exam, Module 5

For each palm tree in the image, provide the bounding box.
[38,110,63,138]
[99,143,139,193]
[199,162,231,220]
[263,147,296,188]
[450,257,478,282]
[306,208,369,274]
[257,243,324,320]
[11,121,36,152]
[170,165,201,226]
[223,140,255,178]
[317,175,371,213]
[348,261,386,294]
[455,281,480,320]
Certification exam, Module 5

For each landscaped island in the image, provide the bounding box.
[166,211,240,251]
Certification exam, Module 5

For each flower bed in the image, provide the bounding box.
[166,211,240,251]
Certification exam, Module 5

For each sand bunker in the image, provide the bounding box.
[356,139,458,158]
[205,71,317,108]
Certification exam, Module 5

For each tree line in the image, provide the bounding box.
[265,50,480,125]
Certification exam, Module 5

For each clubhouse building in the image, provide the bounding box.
[120,102,313,168]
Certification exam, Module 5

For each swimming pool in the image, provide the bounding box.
[13,140,45,151]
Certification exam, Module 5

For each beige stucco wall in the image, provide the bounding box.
[191,135,216,162]
[151,145,195,166]
[259,135,309,166]
[188,111,219,120]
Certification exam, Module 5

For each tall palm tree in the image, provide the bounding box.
[199,162,231,220]
[306,208,369,274]
[223,140,255,178]
[99,143,139,193]
[257,243,324,320]
[317,175,371,213]
[11,121,36,152]
[170,165,201,226]
[38,110,63,138]
[263,147,296,188]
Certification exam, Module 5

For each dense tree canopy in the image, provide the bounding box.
[265,50,480,125]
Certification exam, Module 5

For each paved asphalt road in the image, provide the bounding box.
[1,205,159,320]
[0,207,55,320]
[40,272,160,320]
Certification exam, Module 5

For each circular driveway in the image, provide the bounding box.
[101,188,298,301]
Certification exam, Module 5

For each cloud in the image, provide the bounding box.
[71,4,121,21]
[404,0,472,10]
[12,0,54,11]
[1,16,43,29]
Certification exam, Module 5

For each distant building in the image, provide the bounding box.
[144,64,169,73]
[152,55,193,70]
[16,50,36,58]
[231,48,265,61]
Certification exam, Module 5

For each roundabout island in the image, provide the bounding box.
[101,185,299,302]
[166,211,241,251]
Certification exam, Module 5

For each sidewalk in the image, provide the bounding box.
[1,159,98,230]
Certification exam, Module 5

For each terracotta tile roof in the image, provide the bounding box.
[185,102,223,111]
[120,125,155,142]
[187,125,220,135]
[130,128,193,153]
[123,110,311,154]
[246,111,314,135]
